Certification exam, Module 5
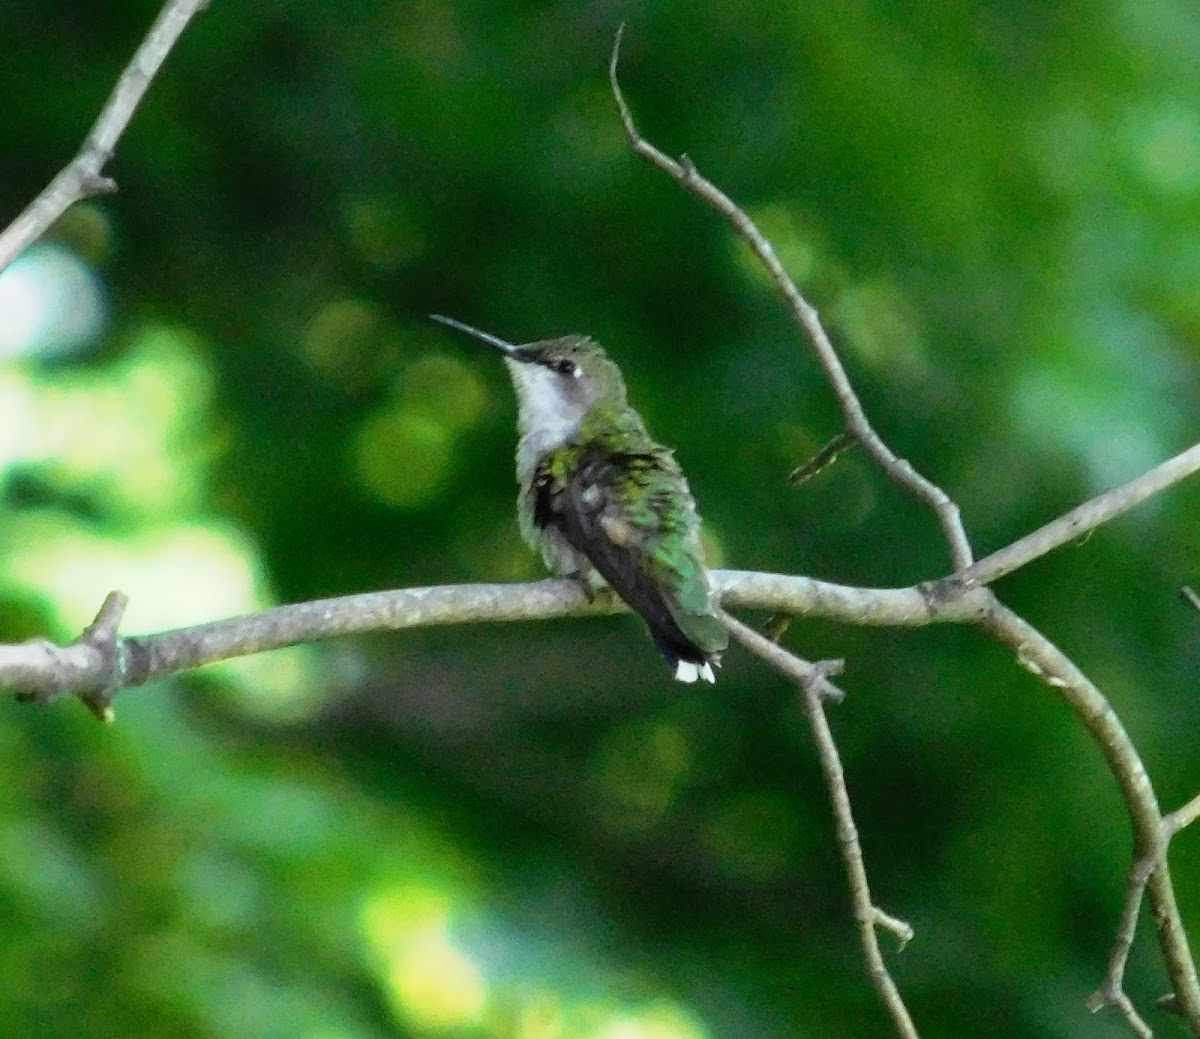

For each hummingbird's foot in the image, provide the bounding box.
[570,568,609,604]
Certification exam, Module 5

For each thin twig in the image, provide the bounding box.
[722,612,919,1038]
[932,442,1200,599]
[608,24,972,571]
[1165,793,1200,838]
[0,0,209,273]
[609,28,1200,1033]
[874,907,915,950]
[788,430,857,487]
[719,609,846,701]
[1086,853,1158,1038]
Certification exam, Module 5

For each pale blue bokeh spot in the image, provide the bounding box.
[0,244,107,360]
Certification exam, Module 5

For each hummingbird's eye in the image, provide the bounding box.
[553,358,580,378]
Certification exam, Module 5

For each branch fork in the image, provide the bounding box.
[0,0,209,274]
[9,591,130,722]
[4,13,1200,1039]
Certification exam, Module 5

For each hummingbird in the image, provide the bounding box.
[431,314,729,682]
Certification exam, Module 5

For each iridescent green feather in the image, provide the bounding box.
[527,405,727,656]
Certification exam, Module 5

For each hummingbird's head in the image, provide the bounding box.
[431,316,628,448]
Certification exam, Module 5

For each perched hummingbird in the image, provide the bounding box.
[431,315,729,682]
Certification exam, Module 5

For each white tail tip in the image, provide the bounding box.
[675,660,717,684]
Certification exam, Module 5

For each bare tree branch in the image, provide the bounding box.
[609,25,1200,1035]
[0,571,991,711]
[0,0,208,274]
[980,600,1200,1031]
[933,441,1200,599]
[7,16,1198,1035]
[722,612,920,1038]
[608,24,973,571]
[718,609,846,702]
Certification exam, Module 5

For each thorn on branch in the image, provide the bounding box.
[873,906,915,951]
[83,171,119,196]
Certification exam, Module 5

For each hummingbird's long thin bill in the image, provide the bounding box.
[429,314,518,354]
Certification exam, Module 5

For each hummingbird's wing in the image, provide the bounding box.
[550,449,728,676]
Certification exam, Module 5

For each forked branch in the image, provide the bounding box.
[0,0,209,273]
[5,14,1200,1037]
[933,443,1200,599]
[0,572,987,712]
[723,613,919,1038]
[609,24,1200,1036]
[609,24,972,571]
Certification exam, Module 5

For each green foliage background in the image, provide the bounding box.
[3,1,1200,1037]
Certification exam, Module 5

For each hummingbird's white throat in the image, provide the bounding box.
[505,356,590,461]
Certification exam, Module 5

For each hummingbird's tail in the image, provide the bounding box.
[650,629,722,684]
[675,659,717,684]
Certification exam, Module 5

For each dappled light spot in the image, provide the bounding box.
[833,280,927,375]
[0,323,215,515]
[700,791,799,882]
[588,721,692,835]
[594,1003,711,1039]
[303,297,383,380]
[353,407,456,509]
[121,324,215,428]
[1125,101,1200,196]
[399,352,488,432]
[361,886,487,1031]
[0,244,107,361]
[212,644,325,723]
[491,993,712,1039]
[0,374,38,476]
[344,196,426,270]
[2,514,268,634]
